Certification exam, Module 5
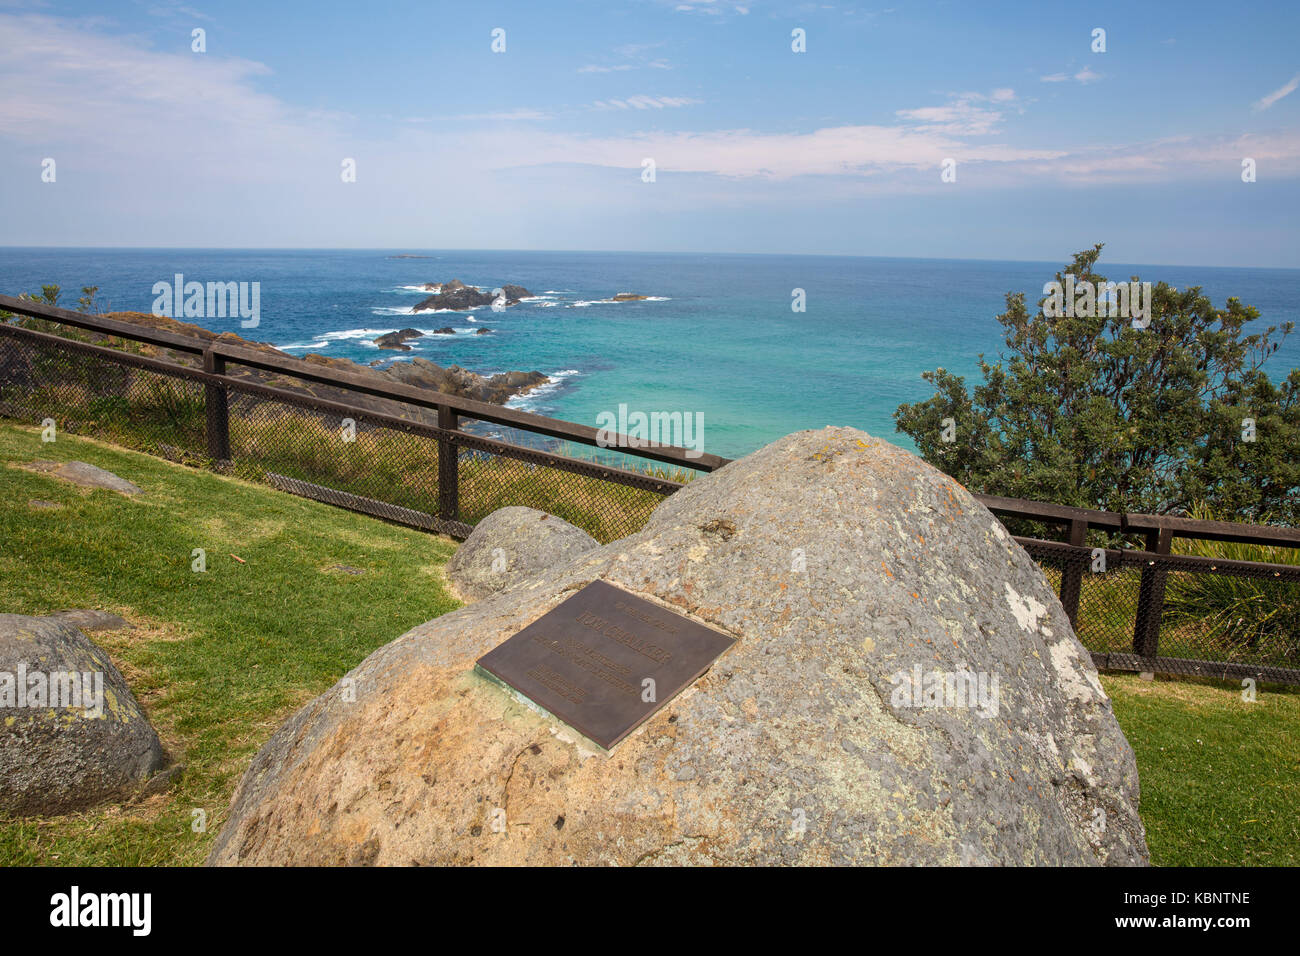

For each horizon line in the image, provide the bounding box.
[2,246,1297,273]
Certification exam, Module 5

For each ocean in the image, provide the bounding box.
[2,248,1297,461]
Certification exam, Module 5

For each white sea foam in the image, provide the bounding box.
[373,305,467,316]
[280,327,393,350]
[505,369,580,411]
[569,296,669,307]
[415,327,482,337]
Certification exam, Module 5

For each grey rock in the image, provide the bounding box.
[0,614,165,815]
[27,460,141,495]
[373,328,423,351]
[446,506,599,601]
[42,610,132,632]
[208,427,1148,866]
[28,499,62,510]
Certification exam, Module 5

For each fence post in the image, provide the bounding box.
[1131,526,1173,665]
[438,404,460,522]
[1058,518,1087,628]
[202,348,230,461]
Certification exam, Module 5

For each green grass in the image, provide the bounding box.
[1,422,1296,867]
[0,422,460,865]
[1101,673,1300,866]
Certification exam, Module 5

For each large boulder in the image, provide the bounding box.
[447,506,600,601]
[208,427,1148,866]
[0,614,166,815]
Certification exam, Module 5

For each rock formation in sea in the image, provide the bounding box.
[412,280,532,313]
[373,328,424,350]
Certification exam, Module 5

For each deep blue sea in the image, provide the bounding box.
[2,248,1297,461]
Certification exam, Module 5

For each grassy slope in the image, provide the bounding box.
[1101,674,1300,866]
[0,423,459,865]
[1,423,1296,867]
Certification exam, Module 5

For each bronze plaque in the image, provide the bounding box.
[476,580,735,750]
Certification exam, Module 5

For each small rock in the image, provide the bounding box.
[373,329,424,351]
[0,614,165,815]
[327,565,367,576]
[446,506,599,601]
[28,499,62,510]
[42,610,132,632]
[26,461,141,496]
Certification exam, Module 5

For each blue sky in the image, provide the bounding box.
[2,0,1298,265]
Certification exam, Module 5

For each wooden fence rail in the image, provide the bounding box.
[2,293,1297,684]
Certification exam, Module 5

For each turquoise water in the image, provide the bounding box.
[2,248,1297,460]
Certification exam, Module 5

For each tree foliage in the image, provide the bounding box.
[895,245,1299,525]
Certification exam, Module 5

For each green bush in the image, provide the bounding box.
[1163,503,1300,664]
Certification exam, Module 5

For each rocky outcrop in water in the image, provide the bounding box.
[373,328,424,350]
[413,281,532,313]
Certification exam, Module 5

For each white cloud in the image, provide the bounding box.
[896,90,1018,136]
[1253,74,1300,112]
[669,1,749,15]
[591,95,700,110]
[406,109,551,122]
[579,42,672,74]
[2,6,1297,238]
[1041,67,1102,84]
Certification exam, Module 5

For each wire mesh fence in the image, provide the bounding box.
[0,324,210,465]
[2,304,1298,685]
[0,319,682,543]
[1023,539,1300,684]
